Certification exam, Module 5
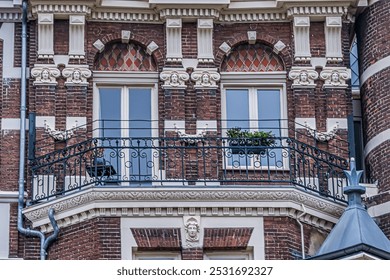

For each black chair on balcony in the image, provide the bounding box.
[86,157,117,182]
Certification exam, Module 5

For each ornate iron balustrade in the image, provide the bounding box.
[29,135,348,204]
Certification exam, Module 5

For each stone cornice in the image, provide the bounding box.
[28,1,358,23]
[0,8,22,22]
[22,187,346,233]
[90,10,161,22]
[31,4,92,18]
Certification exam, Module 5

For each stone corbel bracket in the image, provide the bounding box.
[62,66,92,87]
[160,69,189,89]
[31,65,61,86]
[44,121,75,141]
[191,69,220,89]
[288,67,318,89]
[304,121,339,142]
[320,67,350,89]
[175,124,207,145]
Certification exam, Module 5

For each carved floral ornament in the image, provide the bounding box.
[31,65,92,87]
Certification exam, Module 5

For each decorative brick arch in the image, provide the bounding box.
[220,42,285,72]
[216,33,291,70]
[90,31,164,70]
[93,41,158,71]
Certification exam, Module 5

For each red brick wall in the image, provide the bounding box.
[264,216,313,260]
[357,1,390,193]
[39,217,122,260]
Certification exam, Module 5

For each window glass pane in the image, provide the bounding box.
[226,89,250,166]
[128,88,153,182]
[98,88,121,180]
[257,89,281,137]
[257,89,282,167]
[226,89,249,130]
[129,88,152,137]
[99,88,121,138]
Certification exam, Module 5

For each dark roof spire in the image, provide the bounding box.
[311,158,390,259]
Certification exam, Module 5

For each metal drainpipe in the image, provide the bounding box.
[296,204,307,260]
[17,0,59,260]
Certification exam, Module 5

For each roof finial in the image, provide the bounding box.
[343,157,366,207]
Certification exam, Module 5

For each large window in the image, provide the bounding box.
[222,86,286,168]
[94,85,158,184]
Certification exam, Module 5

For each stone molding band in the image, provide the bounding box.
[360,55,390,86]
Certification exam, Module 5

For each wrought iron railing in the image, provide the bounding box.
[29,135,349,205]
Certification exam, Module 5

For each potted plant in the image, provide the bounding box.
[226,127,275,154]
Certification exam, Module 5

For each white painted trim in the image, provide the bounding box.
[368,200,390,218]
[197,120,217,133]
[220,72,287,84]
[327,118,347,130]
[0,191,19,202]
[295,118,316,130]
[1,118,25,130]
[360,55,390,85]
[66,117,87,131]
[0,23,21,78]
[364,128,390,157]
[121,217,183,260]
[23,187,344,232]
[0,204,10,259]
[164,120,185,132]
[121,215,263,260]
[202,216,264,260]
[93,71,159,85]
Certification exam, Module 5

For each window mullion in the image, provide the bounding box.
[249,87,258,131]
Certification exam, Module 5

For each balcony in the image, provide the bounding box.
[28,119,350,205]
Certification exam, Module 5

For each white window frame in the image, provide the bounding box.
[92,72,160,184]
[133,251,181,260]
[221,72,288,170]
[204,249,253,260]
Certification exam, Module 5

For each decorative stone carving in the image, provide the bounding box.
[184,216,200,246]
[320,68,350,88]
[219,42,231,54]
[293,16,311,61]
[121,30,131,43]
[191,69,220,89]
[69,15,85,59]
[325,17,343,62]
[303,121,339,142]
[31,66,60,86]
[247,31,257,44]
[93,39,105,53]
[288,67,318,89]
[23,188,344,232]
[37,13,54,58]
[160,69,189,89]
[273,40,286,53]
[147,41,159,55]
[44,121,74,141]
[197,19,214,62]
[62,67,92,87]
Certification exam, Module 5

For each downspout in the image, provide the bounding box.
[17,0,59,260]
[296,204,307,259]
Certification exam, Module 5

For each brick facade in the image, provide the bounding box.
[357,0,390,194]
[1,0,389,260]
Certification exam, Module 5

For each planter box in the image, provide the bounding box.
[228,140,267,154]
